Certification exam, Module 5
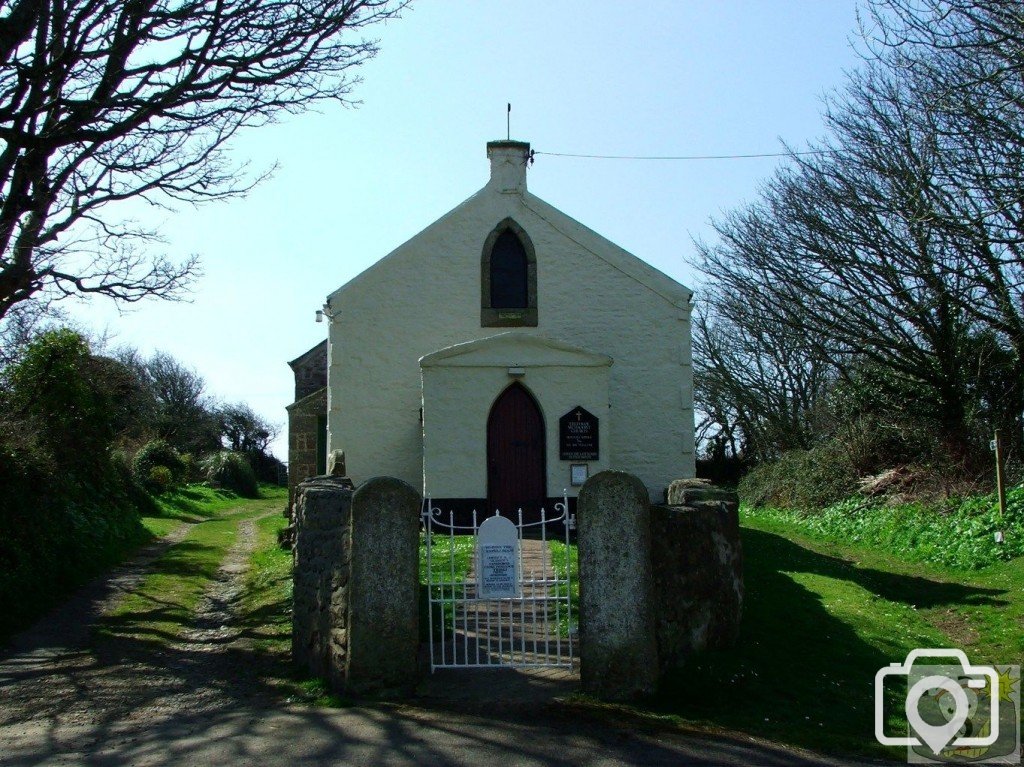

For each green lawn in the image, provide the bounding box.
[548,539,579,636]
[419,531,475,584]
[641,513,1022,759]
[237,511,293,656]
[418,532,475,640]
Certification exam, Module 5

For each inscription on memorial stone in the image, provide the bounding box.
[476,515,520,599]
[559,406,599,461]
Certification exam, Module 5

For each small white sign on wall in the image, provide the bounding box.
[476,515,520,599]
[571,463,589,486]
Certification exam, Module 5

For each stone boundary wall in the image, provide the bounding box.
[292,476,352,691]
[576,472,743,699]
[293,469,741,701]
[292,475,420,696]
[650,500,743,671]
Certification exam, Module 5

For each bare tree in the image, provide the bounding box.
[0,299,66,365]
[692,291,836,463]
[693,61,990,461]
[690,0,1024,477]
[0,0,405,319]
[864,0,1024,437]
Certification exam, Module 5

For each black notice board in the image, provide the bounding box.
[559,406,599,461]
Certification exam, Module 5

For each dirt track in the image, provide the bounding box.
[0,515,276,736]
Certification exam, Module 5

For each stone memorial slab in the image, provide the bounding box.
[476,514,520,599]
[559,406,599,460]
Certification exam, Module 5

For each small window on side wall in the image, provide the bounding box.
[481,218,538,327]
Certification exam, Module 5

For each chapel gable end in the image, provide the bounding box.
[288,340,328,401]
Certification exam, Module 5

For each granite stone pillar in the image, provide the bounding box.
[347,476,421,694]
[291,477,353,691]
[650,499,743,670]
[292,475,421,696]
[577,470,658,699]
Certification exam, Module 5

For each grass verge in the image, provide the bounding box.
[233,502,357,707]
[140,484,271,537]
[237,512,292,655]
[634,514,1022,759]
[744,487,1024,569]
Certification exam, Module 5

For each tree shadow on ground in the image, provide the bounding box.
[0,637,869,767]
[651,528,1007,758]
[153,487,239,520]
[114,539,224,577]
[760,529,1007,608]
[6,522,990,765]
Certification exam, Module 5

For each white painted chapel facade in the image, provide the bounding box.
[323,140,695,515]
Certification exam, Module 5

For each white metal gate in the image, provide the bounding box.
[422,495,576,671]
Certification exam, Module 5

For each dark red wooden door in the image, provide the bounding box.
[487,383,547,518]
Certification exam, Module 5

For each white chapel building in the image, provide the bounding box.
[315,139,695,517]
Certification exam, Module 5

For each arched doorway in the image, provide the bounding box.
[486,382,547,518]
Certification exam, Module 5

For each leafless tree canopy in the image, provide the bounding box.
[692,0,1024,466]
[0,0,404,320]
[693,290,836,462]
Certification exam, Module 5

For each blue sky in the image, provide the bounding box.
[69,1,864,459]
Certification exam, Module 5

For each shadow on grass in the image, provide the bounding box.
[651,528,1008,758]
[155,488,240,521]
[766,529,1006,608]
[117,539,224,578]
[235,574,293,648]
[3,516,894,766]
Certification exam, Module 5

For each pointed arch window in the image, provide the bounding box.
[490,230,528,308]
[481,218,538,327]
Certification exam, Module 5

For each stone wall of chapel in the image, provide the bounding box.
[293,342,328,402]
[288,388,327,509]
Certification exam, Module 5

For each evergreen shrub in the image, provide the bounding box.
[0,330,149,639]
[147,465,173,495]
[179,452,201,483]
[132,439,186,489]
[202,451,259,498]
[740,441,858,511]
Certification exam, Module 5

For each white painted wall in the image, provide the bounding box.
[327,141,694,500]
[420,333,612,499]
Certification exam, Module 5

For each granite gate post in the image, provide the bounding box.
[577,470,658,699]
[292,475,420,696]
[347,476,420,694]
[652,480,743,669]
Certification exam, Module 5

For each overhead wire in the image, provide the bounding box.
[531,149,828,161]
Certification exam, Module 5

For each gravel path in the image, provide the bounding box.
[0,513,274,736]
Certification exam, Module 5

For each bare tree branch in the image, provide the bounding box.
[0,0,406,318]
